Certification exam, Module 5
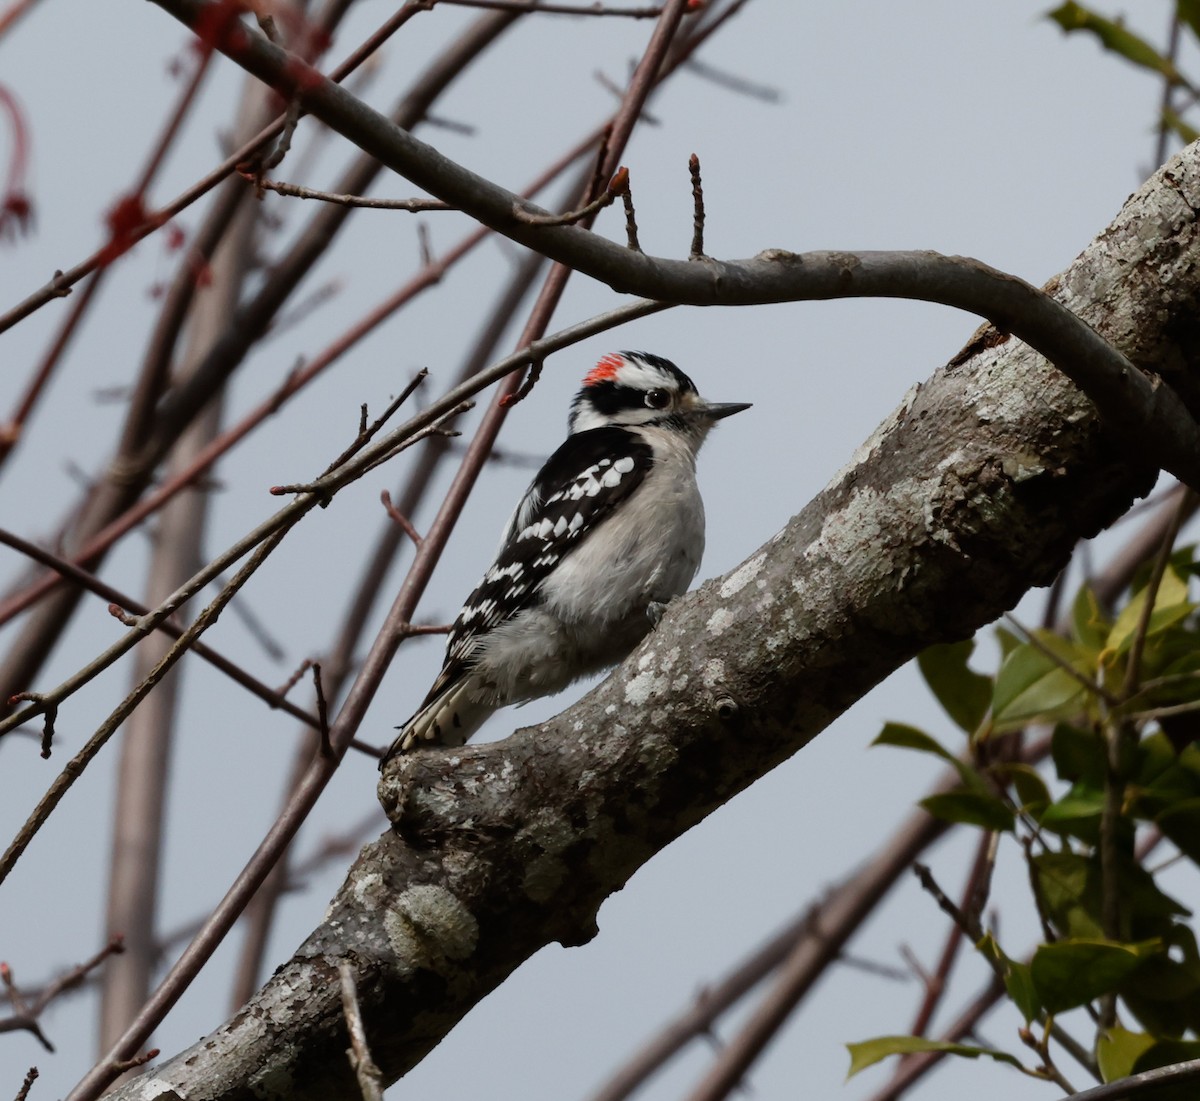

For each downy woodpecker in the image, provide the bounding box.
[380,351,749,765]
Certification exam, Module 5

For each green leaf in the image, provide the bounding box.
[1031,939,1159,1015]
[845,1035,1021,1079]
[1073,584,1110,653]
[1052,722,1105,786]
[920,791,1014,832]
[1097,1026,1157,1082]
[1048,2,1186,83]
[1107,565,1194,656]
[994,624,1023,659]
[1162,107,1200,146]
[1157,797,1200,863]
[917,640,993,734]
[992,762,1052,814]
[979,933,1041,1023]
[1033,851,1103,938]
[871,723,987,792]
[872,722,955,760]
[993,633,1092,730]
[1178,1,1200,47]
[1039,780,1105,839]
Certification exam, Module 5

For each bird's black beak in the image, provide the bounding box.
[702,401,752,422]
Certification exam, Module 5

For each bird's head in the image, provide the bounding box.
[567,351,750,437]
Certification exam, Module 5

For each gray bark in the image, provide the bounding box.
[107,144,1200,1100]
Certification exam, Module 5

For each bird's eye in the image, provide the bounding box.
[644,389,670,410]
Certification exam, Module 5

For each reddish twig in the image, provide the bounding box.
[904,831,994,1040]
[0,121,604,630]
[511,166,628,226]
[380,491,424,546]
[0,0,43,41]
[0,938,125,1054]
[63,2,696,1095]
[0,84,33,240]
[864,973,1007,1101]
[0,528,327,737]
[0,0,428,334]
[432,0,666,14]
[621,176,642,252]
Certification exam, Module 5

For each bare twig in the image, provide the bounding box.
[0,527,326,737]
[12,1066,38,1101]
[511,166,628,226]
[0,938,125,1054]
[338,961,385,1101]
[432,0,666,14]
[152,0,1200,492]
[1121,489,1192,699]
[241,171,453,209]
[312,663,331,756]
[688,153,705,259]
[380,491,423,546]
[682,56,782,103]
[0,0,430,334]
[905,831,993,1040]
[621,178,642,251]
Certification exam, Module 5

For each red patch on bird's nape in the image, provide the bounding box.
[583,352,627,387]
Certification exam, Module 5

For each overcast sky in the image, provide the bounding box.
[0,2,1187,1099]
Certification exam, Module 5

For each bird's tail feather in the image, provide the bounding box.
[378,678,491,768]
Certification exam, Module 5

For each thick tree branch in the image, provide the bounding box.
[151,0,1200,490]
[100,126,1200,1100]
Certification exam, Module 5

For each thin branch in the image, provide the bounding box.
[380,491,423,547]
[432,0,667,14]
[13,1066,38,1101]
[865,974,1006,1101]
[242,172,453,209]
[312,663,331,757]
[1065,1059,1200,1101]
[688,152,705,259]
[0,528,291,886]
[338,961,384,1101]
[511,166,627,226]
[621,179,642,252]
[67,3,694,1094]
[1121,489,1192,699]
[0,0,428,334]
[0,528,327,737]
[681,55,782,103]
[153,0,1200,492]
[905,830,993,1040]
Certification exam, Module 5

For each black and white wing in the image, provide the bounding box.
[422,425,654,705]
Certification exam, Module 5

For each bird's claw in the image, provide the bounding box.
[647,600,669,628]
